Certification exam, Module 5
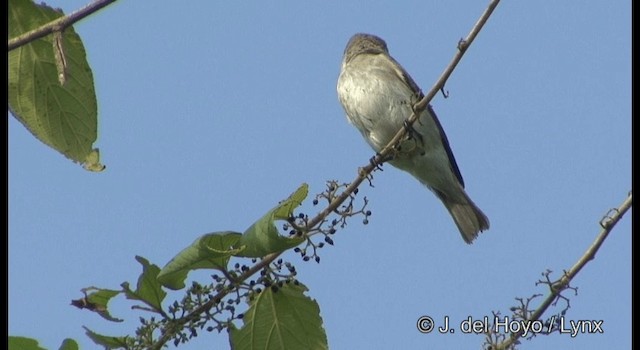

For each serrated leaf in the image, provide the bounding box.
[8,336,46,350]
[236,184,308,257]
[121,256,166,311]
[8,0,102,170]
[71,287,122,322]
[83,327,128,349]
[157,231,244,290]
[58,339,79,350]
[230,282,328,350]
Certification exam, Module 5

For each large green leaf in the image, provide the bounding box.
[157,231,244,290]
[8,0,103,171]
[8,336,79,350]
[230,282,328,350]
[8,336,46,350]
[236,184,308,257]
[121,256,167,311]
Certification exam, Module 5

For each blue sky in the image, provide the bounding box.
[9,1,631,349]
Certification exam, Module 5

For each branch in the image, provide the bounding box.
[376,0,501,163]
[493,191,633,350]
[149,2,502,348]
[8,0,118,51]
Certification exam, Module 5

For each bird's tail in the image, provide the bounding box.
[439,192,489,244]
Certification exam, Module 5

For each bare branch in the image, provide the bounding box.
[375,0,501,164]
[8,0,118,51]
[492,191,632,350]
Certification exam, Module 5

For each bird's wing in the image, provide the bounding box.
[388,55,466,188]
[425,104,465,188]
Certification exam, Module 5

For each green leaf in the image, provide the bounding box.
[158,231,244,290]
[70,287,123,322]
[58,339,79,350]
[83,327,128,349]
[8,0,102,170]
[8,337,79,350]
[230,282,328,350]
[8,336,79,350]
[121,256,166,311]
[8,336,46,350]
[236,184,308,257]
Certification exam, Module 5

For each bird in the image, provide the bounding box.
[336,33,489,243]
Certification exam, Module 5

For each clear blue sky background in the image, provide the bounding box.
[9,1,631,349]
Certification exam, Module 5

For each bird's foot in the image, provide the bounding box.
[403,119,424,146]
[369,154,388,170]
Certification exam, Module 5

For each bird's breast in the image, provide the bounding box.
[338,63,415,151]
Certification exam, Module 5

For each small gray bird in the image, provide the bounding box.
[337,33,489,243]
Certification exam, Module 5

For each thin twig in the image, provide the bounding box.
[149,2,502,348]
[8,0,118,51]
[376,0,501,162]
[493,191,633,350]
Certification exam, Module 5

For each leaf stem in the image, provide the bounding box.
[8,0,118,51]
